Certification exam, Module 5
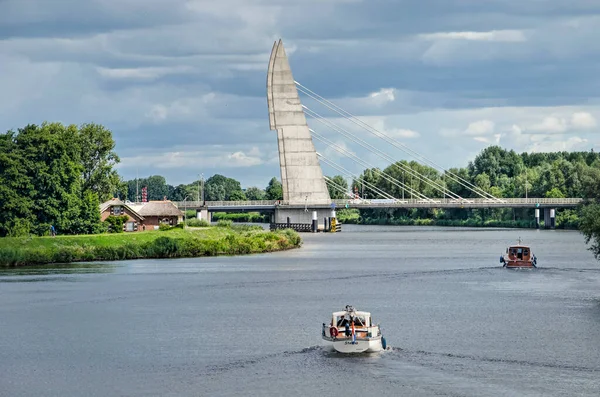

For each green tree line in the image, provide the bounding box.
[0,123,122,237]
[2,123,600,260]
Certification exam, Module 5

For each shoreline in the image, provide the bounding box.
[0,226,302,267]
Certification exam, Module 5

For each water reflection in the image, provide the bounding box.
[0,262,117,281]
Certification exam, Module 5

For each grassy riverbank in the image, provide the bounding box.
[0,225,302,267]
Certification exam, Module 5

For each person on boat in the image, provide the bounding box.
[345,320,351,337]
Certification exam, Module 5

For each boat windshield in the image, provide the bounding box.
[335,315,367,327]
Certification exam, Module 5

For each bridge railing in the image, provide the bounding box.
[174,200,277,208]
[175,198,584,208]
[331,197,584,206]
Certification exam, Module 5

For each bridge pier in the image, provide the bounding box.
[543,208,556,229]
[196,208,211,222]
[535,208,540,229]
[274,207,335,230]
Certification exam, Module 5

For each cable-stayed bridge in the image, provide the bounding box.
[176,39,581,226]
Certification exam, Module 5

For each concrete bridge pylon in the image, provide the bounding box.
[267,39,332,209]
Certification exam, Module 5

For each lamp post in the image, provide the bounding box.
[183,195,192,228]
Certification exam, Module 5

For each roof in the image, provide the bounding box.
[136,200,183,217]
[332,310,371,317]
[99,198,145,221]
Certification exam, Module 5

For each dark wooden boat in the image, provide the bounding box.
[500,238,537,268]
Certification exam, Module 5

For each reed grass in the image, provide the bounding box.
[0,227,302,267]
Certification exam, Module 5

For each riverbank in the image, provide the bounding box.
[0,225,302,267]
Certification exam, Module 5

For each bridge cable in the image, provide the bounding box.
[323,176,354,199]
[320,156,398,200]
[296,81,502,202]
[305,106,461,200]
[313,131,429,201]
[297,81,497,201]
[312,129,431,201]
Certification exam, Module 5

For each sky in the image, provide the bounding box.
[2,0,600,189]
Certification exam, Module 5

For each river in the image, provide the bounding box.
[1,225,599,396]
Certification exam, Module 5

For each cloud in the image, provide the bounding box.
[420,30,527,42]
[96,66,196,80]
[464,120,495,136]
[571,112,597,129]
[118,145,265,170]
[522,111,598,134]
[369,88,396,104]
[2,0,600,187]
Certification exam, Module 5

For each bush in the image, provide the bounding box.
[103,215,129,233]
[216,220,233,228]
[186,218,210,227]
[147,236,180,257]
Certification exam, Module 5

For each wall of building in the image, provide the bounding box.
[100,206,143,232]
[142,215,180,230]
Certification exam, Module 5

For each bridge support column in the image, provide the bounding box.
[312,211,318,233]
[196,208,210,222]
[274,207,332,227]
[534,209,540,229]
[550,208,556,229]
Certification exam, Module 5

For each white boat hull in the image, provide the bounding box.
[323,336,383,353]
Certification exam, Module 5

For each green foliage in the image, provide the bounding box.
[212,212,269,223]
[336,209,360,224]
[229,190,247,201]
[78,123,122,202]
[186,218,210,227]
[0,122,116,237]
[265,177,283,200]
[103,215,128,233]
[204,174,244,201]
[216,219,233,228]
[579,203,600,260]
[0,228,302,267]
[244,187,267,200]
[327,175,348,199]
[545,187,565,198]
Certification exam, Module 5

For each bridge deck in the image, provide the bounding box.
[175,198,583,211]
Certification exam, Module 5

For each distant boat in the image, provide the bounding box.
[500,238,537,268]
[321,305,386,353]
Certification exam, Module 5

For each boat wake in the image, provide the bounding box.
[388,347,600,373]
[203,345,324,375]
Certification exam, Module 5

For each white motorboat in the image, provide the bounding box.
[321,305,387,353]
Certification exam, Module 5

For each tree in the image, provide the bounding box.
[205,183,226,201]
[245,187,267,200]
[0,122,119,236]
[545,187,565,198]
[327,175,348,199]
[78,123,121,202]
[474,173,491,193]
[352,168,382,199]
[204,174,244,200]
[265,177,283,200]
[579,203,600,260]
[145,175,169,200]
[0,131,35,236]
[229,190,247,201]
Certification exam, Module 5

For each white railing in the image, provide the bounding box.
[175,198,583,208]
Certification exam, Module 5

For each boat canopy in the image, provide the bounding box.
[331,309,372,327]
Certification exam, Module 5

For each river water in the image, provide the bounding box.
[1,225,599,397]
